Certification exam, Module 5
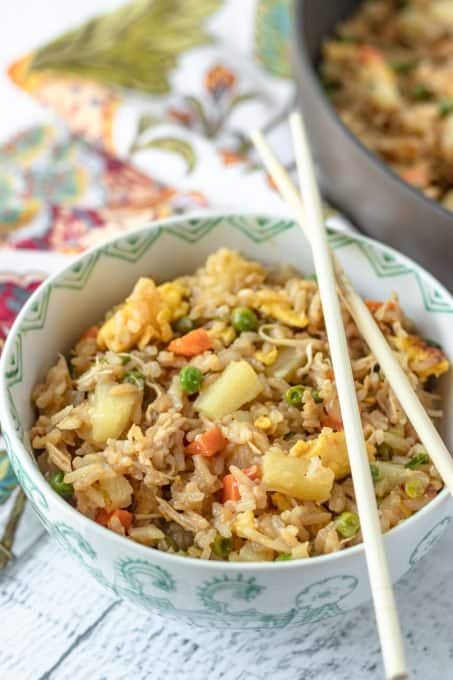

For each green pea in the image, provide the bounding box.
[173,316,195,334]
[438,100,453,118]
[311,389,323,404]
[49,471,73,499]
[377,442,392,460]
[370,463,382,483]
[404,478,426,499]
[179,365,203,394]
[275,553,292,561]
[335,511,360,538]
[212,535,233,558]
[124,369,146,389]
[231,307,259,333]
[284,385,305,407]
[425,338,442,349]
[405,453,430,469]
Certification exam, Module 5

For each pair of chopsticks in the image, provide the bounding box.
[252,113,453,680]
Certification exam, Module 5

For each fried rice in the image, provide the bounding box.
[30,249,449,561]
[321,0,453,209]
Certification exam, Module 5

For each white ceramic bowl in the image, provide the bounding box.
[1,213,453,631]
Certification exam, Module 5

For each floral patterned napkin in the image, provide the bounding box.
[0,0,293,512]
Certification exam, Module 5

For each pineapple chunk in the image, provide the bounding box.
[290,431,350,480]
[91,381,139,444]
[263,450,334,502]
[195,360,262,419]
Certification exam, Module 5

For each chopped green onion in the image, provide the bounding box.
[405,453,430,469]
[425,338,442,349]
[275,553,292,561]
[231,307,259,333]
[173,316,195,334]
[411,85,432,101]
[49,471,73,499]
[212,535,233,558]
[311,389,323,404]
[179,365,203,394]
[404,478,426,499]
[284,385,305,407]
[165,535,179,551]
[377,442,392,460]
[68,359,77,379]
[118,353,131,365]
[335,511,360,538]
[370,463,382,482]
[124,369,146,389]
[438,100,453,118]
[390,59,417,74]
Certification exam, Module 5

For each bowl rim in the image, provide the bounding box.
[292,0,453,227]
[1,210,451,572]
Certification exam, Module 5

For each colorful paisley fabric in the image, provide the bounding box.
[0,0,293,502]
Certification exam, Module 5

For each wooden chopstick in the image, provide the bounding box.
[250,126,453,496]
[251,117,408,680]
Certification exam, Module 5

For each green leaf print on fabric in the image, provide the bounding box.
[255,0,292,78]
[30,0,222,95]
[132,136,197,173]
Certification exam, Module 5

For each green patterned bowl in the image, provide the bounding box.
[1,213,453,630]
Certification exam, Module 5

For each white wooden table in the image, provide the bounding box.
[1,2,452,678]
[1,496,453,680]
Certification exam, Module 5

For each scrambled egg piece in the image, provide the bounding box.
[204,249,266,292]
[254,415,272,430]
[271,492,292,511]
[157,282,189,321]
[290,431,350,480]
[97,277,174,352]
[393,334,449,382]
[255,346,278,366]
[206,320,236,346]
[253,289,308,328]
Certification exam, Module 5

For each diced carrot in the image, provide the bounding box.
[358,45,383,64]
[242,465,262,481]
[401,164,430,189]
[95,508,133,530]
[222,466,261,502]
[168,328,212,356]
[112,509,133,530]
[365,299,383,314]
[222,474,240,502]
[95,508,110,527]
[320,413,344,431]
[185,427,227,457]
[365,299,396,314]
[81,325,99,340]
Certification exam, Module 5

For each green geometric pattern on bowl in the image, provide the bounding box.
[3,213,453,627]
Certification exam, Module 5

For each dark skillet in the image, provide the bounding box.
[292,0,453,291]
